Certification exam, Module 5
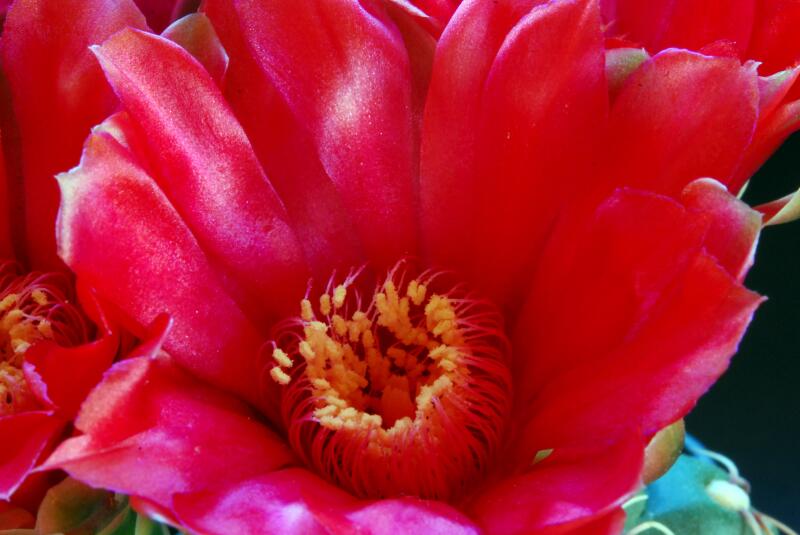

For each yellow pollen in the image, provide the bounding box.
[272,348,293,368]
[269,366,291,385]
[0,294,16,312]
[320,294,332,316]
[31,290,48,306]
[332,285,347,308]
[301,299,314,322]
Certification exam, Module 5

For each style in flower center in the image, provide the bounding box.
[0,263,89,416]
[270,264,512,500]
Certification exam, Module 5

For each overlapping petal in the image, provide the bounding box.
[205,0,418,271]
[0,0,147,269]
[43,326,293,516]
[512,185,763,456]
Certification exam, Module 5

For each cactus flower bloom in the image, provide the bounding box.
[18,0,793,533]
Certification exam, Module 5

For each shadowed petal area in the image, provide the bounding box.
[0,0,147,269]
[512,188,763,455]
[603,49,759,197]
[205,0,418,270]
[92,28,308,325]
[134,0,198,32]
[607,0,755,56]
[43,347,294,513]
[0,412,63,499]
[173,468,480,535]
[470,438,643,535]
[56,125,275,416]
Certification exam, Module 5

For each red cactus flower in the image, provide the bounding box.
[22,0,794,533]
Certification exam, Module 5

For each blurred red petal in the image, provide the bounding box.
[0,0,147,269]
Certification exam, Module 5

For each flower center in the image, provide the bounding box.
[0,262,89,416]
[269,264,512,500]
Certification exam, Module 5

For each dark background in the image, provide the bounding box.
[686,133,800,528]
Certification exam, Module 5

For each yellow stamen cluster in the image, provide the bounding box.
[0,291,55,416]
[273,267,512,500]
[273,279,468,440]
[0,292,53,366]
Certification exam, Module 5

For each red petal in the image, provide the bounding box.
[56,124,275,416]
[680,179,762,281]
[747,0,800,75]
[610,0,755,56]
[420,0,545,272]
[162,13,228,86]
[0,412,63,499]
[43,354,293,512]
[0,0,147,270]
[513,189,763,451]
[202,0,365,278]
[0,500,34,529]
[174,469,355,535]
[733,98,800,190]
[603,49,758,196]
[471,438,643,534]
[205,0,418,269]
[23,315,117,418]
[460,0,607,307]
[345,498,479,535]
[92,29,308,325]
[174,468,479,535]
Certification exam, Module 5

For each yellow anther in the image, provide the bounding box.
[320,294,332,316]
[406,280,427,306]
[301,299,314,322]
[299,341,315,361]
[0,294,17,312]
[31,290,48,306]
[332,314,348,336]
[333,285,347,308]
[270,366,291,385]
[272,348,293,368]
[314,404,339,418]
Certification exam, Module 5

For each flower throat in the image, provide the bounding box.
[268,263,512,500]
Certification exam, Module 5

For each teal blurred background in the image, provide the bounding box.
[686,133,800,528]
